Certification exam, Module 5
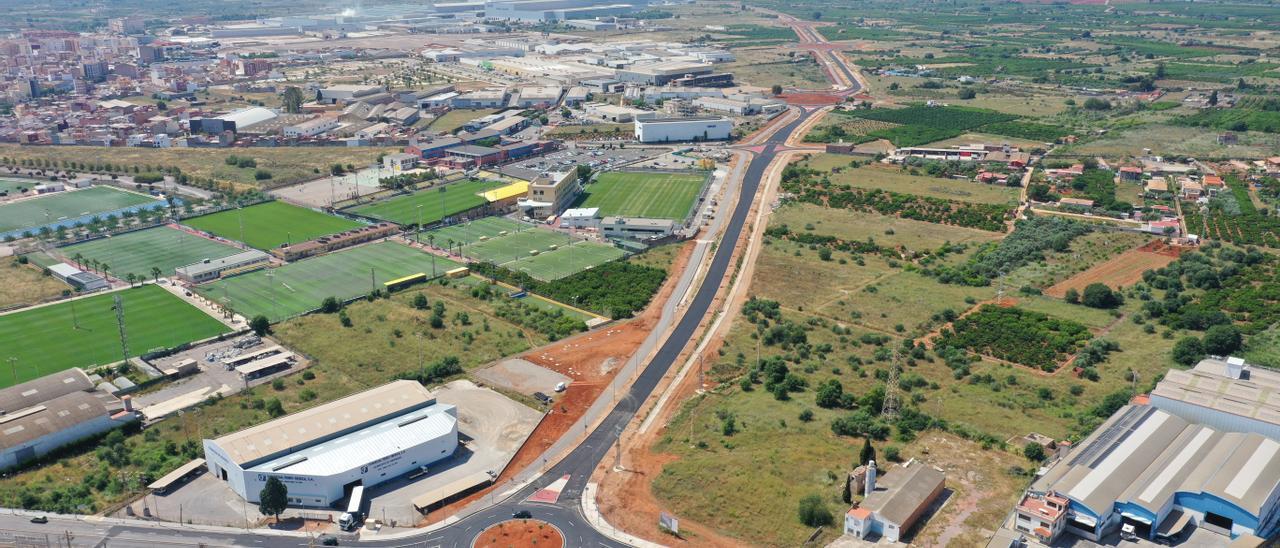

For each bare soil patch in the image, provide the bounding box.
[1044,242,1180,298]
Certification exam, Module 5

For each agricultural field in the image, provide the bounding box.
[1044,241,1180,299]
[195,241,460,322]
[183,201,362,251]
[0,186,162,235]
[818,104,1019,147]
[0,259,69,309]
[803,155,1021,206]
[575,170,707,220]
[772,203,1002,251]
[347,178,505,226]
[939,305,1092,371]
[1183,176,1280,248]
[781,163,1013,232]
[60,226,244,282]
[0,144,392,189]
[0,284,230,384]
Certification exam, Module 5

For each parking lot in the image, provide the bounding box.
[499,145,661,181]
[135,335,307,421]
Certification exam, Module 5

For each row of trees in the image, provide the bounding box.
[930,216,1093,286]
[469,260,666,320]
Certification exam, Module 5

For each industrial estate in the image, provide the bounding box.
[0,0,1279,547]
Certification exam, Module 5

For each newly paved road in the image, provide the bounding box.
[0,42,862,548]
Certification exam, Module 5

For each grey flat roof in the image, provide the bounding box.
[0,368,93,413]
[209,380,434,466]
[448,145,502,157]
[176,249,269,277]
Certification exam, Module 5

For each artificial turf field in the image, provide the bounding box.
[0,284,230,386]
[506,241,627,281]
[462,227,574,265]
[182,201,362,251]
[0,186,161,234]
[195,241,461,322]
[346,179,504,226]
[576,171,706,220]
[423,217,529,246]
[61,226,244,282]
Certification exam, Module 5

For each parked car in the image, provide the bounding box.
[30,516,48,524]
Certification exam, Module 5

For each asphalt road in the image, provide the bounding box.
[0,50,863,548]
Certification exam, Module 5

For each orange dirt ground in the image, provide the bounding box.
[420,240,695,525]
[591,151,786,547]
[780,92,843,106]
[474,519,564,548]
[1044,241,1181,298]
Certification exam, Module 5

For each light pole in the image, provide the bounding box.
[7,357,16,387]
[416,204,423,244]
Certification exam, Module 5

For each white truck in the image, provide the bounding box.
[338,485,365,531]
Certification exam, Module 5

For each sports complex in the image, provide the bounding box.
[422,217,626,281]
[575,170,708,220]
[61,225,244,282]
[346,179,510,226]
[194,241,462,321]
[0,186,166,239]
[183,201,362,251]
[0,284,230,386]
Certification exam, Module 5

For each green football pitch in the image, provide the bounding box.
[460,227,574,265]
[61,226,244,282]
[421,217,530,247]
[506,241,627,281]
[183,201,362,251]
[0,186,161,234]
[195,241,461,322]
[347,179,504,226]
[575,171,707,220]
[0,284,230,386]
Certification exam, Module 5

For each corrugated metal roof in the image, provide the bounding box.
[0,368,93,413]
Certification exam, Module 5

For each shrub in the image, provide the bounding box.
[797,494,833,527]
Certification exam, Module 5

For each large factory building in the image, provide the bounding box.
[202,380,458,506]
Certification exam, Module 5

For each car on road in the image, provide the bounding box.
[30,516,48,524]
[513,510,532,519]
[318,534,339,546]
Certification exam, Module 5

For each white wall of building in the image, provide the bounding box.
[634,118,731,143]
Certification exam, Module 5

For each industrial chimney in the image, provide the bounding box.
[864,460,877,497]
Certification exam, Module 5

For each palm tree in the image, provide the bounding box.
[89,259,100,274]
[151,267,162,282]
[100,264,109,277]
[427,234,435,249]
[446,239,454,256]
[126,273,137,287]
[72,253,84,268]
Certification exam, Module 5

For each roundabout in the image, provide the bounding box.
[473,519,565,548]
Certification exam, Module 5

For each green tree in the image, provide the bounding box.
[797,494,833,526]
[1023,442,1046,462]
[771,84,783,96]
[859,438,876,466]
[1172,337,1204,366]
[249,315,272,336]
[575,164,593,183]
[1081,283,1122,309]
[1202,325,1242,356]
[258,477,289,522]
[281,86,305,114]
[1064,288,1080,304]
[841,476,852,504]
[958,88,977,100]
[412,293,429,310]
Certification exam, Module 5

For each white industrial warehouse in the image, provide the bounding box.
[634,116,732,143]
[202,380,458,506]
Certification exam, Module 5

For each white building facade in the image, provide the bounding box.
[634,117,732,143]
